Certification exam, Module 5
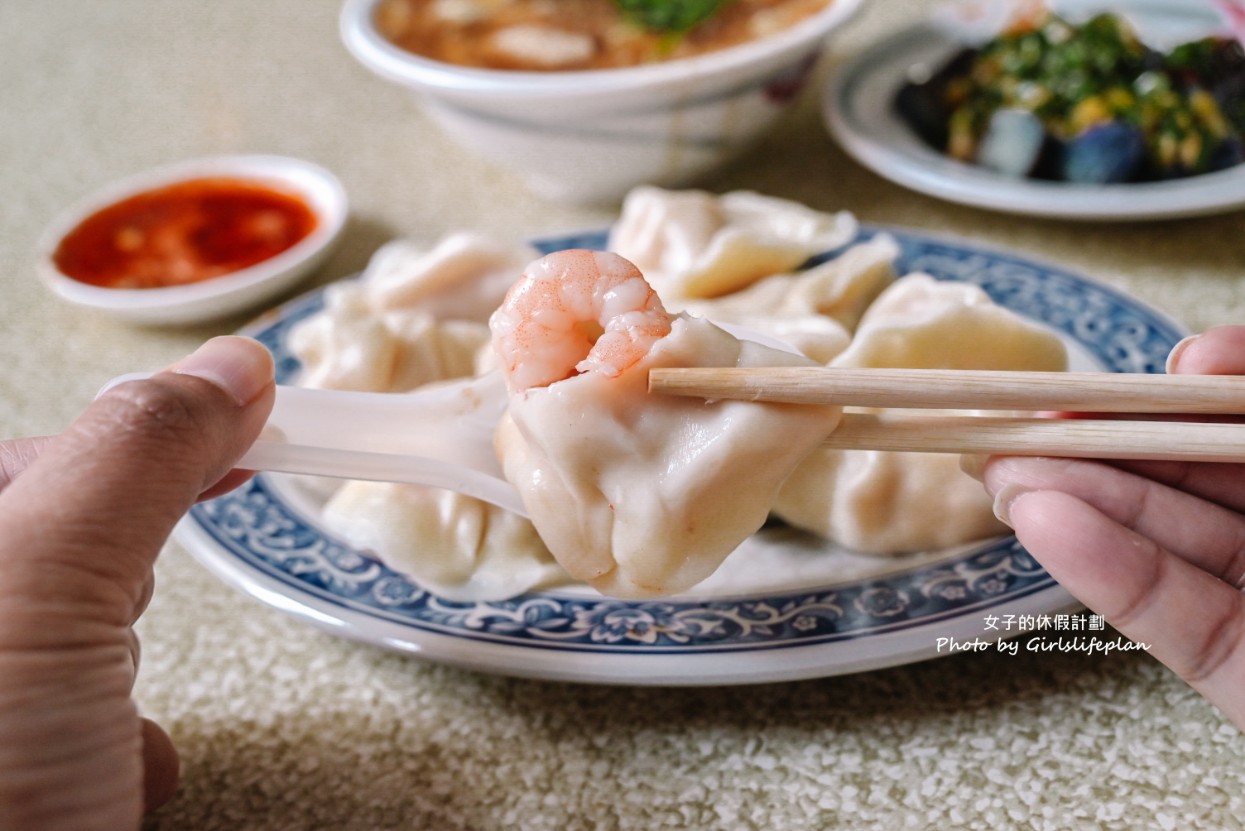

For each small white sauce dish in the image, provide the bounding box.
[340,0,862,205]
[36,154,348,325]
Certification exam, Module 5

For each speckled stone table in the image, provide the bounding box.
[4,1,1244,828]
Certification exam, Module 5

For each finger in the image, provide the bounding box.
[134,570,155,623]
[1000,488,1245,730]
[1105,458,1245,515]
[1096,327,1245,511]
[1,436,232,505]
[0,337,274,626]
[982,456,1245,587]
[140,717,180,813]
[0,436,50,491]
[1167,325,1245,375]
[126,629,141,686]
[197,467,258,502]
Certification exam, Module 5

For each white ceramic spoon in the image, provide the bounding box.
[105,370,529,516]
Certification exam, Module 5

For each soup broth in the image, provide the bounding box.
[375,0,832,70]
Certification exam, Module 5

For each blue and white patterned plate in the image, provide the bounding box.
[175,226,1186,685]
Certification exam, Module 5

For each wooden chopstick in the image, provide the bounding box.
[648,368,1245,414]
[648,367,1245,462]
[826,413,1245,462]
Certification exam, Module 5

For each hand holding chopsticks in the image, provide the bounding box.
[648,367,1245,463]
[962,326,1245,733]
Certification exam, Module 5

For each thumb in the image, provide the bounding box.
[1166,326,1245,376]
[0,336,275,623]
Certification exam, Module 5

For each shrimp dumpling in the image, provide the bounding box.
[321,481,569,602]
[608,186,858,301]
[675,233,902,364]
[491,250,842,598]
[289,232,536,392]
[289,282,490,392]
[362,232,539,323]
[829,273,1068,371]
[776,450,1009,554]
[773,274,1069,554]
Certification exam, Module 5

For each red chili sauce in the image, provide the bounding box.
[53,177,318,290]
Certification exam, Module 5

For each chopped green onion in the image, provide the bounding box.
[614,0,731,34]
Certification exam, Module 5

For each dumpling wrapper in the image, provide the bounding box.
[289,231,534,392]
[675,233,902,364]
[608,186,858,300]
[322,482,569,602]
[290,286,489,392]
[828,272,1068,371]
[773,273,1069,554]
[361,232,539,323]
[496,314,842,598]
[776,450,1009,554]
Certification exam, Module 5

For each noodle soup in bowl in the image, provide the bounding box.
[340,0,863,204]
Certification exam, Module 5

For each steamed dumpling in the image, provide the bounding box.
[675,233,902,364]
[290,287,489,392]
[775,450,1009,554]
[828,272,1068,371]
[322,481,569,601]
[770,232,901,332]
[607,186,858,300]
[288,232,537,392]
[361,232,539,322]
[772,273,1069,553]
[491,249,842,598]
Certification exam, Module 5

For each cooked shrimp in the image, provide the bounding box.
[489,249,673,391]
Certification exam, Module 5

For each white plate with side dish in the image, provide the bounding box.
[823,3,1245,221]
[174,225,1186,686]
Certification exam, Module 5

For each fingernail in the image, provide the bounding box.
[1165,334,1199,374]
[991,482,1031,528]
[959,454,988,482]
[172,336,274,406]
